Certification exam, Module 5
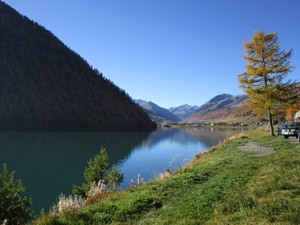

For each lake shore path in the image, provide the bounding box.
[237,135,300,157]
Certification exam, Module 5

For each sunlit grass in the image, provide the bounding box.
[35,131,300,224]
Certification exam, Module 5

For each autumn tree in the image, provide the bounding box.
[238,30,296,135]
[286,102,300,120]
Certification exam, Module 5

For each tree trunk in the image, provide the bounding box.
[268,109,274,136]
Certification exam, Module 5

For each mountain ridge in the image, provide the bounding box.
[135,94,251,124]
[169,104,199,120]
[134,100,181,123]
[0,2,156,131]
[185,94,250,122]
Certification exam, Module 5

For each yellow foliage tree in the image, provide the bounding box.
[238,31,297,135]
[286,103,300,120]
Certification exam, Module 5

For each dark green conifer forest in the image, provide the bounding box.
[0,2,156,131]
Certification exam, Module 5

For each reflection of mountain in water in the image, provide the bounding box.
[185,127,250,148]
[138,127,247,150]
[0,131,150,214]
[0,128,248,214]
[140,128,197,148]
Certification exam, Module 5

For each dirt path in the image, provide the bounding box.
[237,142,274,157]
[237,136,300,156]
[284,136,300,148]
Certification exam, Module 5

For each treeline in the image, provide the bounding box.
[0,2,156,131]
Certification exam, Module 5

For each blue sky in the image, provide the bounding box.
[3,0,300,108]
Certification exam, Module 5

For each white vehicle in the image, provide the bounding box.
[281,122,300,139]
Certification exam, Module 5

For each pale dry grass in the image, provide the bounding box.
[129,173,144,188]
[257,124,272,133]
[48,180,109,215]
[85,180,110,206]
[158,170,172,180]
[48,194,85,215]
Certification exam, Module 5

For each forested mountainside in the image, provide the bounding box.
[185,94,250,122]
[0,2,156,131]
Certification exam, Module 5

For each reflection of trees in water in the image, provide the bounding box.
[0,128,249,213]
[0,131,151,214]
[185,127,249,148]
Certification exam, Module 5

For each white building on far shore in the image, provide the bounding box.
[295,111,300,121]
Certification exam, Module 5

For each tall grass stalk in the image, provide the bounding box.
[129,173,144,188]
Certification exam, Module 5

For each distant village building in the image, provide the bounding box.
[295,111,300,121]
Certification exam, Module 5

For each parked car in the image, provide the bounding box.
[298,130,300,142]
[281,122,300,139]
[276,125,289,135]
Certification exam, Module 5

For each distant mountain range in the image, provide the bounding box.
[134,100,181,123]
[184,94,249,122]
[169,104,199,120]
[136,94,250,124]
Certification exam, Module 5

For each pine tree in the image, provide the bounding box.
[73,147,124,198]
[84,147,109,184]
[107,165,124,192]
[238,30,296,135]
[0,164,32,225]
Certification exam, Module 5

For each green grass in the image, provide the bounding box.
[36,132,300,224]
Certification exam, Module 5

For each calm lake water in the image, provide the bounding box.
[0,127,250,214]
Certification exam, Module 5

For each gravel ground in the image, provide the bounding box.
[237,136,300,156]
[285,136,300,147]
[237,142,274,157]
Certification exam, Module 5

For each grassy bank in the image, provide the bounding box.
[36,131,300,224]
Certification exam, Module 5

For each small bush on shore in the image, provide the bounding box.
[73,147,124,198]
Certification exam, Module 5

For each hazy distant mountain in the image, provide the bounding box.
[0,2,156,131]
[134,100,181,123]
[185,94,250,122]
[169,104,199,120]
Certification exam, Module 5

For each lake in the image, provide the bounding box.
[0,127,250,214]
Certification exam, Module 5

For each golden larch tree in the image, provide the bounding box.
[238,30,296,136]
[286,103,300,120]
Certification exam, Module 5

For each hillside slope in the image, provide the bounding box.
[134,100,181,123]
[0,2,155,131]
[185,94,250,122]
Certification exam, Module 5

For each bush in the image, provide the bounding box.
[84,147,109,184]
[107,165,124,192]
[72,183,90,199]
[0,164,32,225]
[72,147,124,198]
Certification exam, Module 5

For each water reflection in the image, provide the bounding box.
[117,127,249,188]
[0,131,151,214]
[185,127,248,147]
[0,127,249,214]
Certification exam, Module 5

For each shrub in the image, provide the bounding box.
[84,147,109,184]
[0,164,32,225]
[107,165,124,192]
[72,183,90,199]
[73,147,124,199]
